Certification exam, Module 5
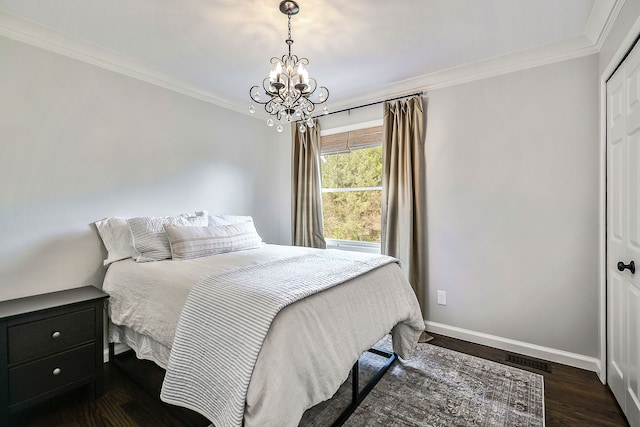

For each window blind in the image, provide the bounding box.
[320,126,383,155]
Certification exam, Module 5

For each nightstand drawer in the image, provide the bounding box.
[8,308,95,364]
[8,343,95,405]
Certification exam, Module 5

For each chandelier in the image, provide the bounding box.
[249,0,329,133]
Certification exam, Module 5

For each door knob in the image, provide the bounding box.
[617,260,635,274]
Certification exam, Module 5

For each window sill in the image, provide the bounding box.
[325,239,381,254]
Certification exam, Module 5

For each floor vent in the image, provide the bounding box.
[505,353,552,373]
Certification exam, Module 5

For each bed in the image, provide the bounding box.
[96,212,425,427]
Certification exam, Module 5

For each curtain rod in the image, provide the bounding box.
[310,91,424,120]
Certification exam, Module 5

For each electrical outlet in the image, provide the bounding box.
[437,290,447,306]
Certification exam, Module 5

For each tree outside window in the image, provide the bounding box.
[320,126,383,243]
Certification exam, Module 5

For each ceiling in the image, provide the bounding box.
[0,0,621,116]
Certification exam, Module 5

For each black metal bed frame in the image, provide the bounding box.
[331,347,397,427]
[109,342,397,427]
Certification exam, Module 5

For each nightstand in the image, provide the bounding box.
[0,286,109,426]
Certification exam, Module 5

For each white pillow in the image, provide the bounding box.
[208,214,254,226]
[94,217,135,266]
[165,221,263,261]
[128,212,208,262]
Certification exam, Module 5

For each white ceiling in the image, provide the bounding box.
[0,0,621,115]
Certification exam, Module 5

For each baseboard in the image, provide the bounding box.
[425,321,602,375]
[102,342,130,363]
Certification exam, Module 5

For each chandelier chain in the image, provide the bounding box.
[287,13,292,56]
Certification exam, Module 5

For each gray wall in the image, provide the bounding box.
[425,54,600,357]
[0,36,287,301]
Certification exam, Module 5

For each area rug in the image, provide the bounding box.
[300,336,545,427]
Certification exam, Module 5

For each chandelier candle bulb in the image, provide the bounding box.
[275,63,282,82]
[249,0,329,132]
[297,63,309,86]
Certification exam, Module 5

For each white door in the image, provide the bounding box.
[607,39,640,427]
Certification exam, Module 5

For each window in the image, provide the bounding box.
[320,123,383,250]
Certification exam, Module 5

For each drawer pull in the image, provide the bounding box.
[51,331,61,339]
[52,368,61,376]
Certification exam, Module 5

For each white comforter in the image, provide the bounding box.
[103,244,425,426]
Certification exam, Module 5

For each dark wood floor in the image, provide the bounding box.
[429,333,628,427]
[9,333,629,427]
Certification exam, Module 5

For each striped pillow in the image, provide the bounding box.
[127,212,208,262]
[165,221,263,260]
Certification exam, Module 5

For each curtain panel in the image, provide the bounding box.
[291,121,326,249]
[381,96,427,312]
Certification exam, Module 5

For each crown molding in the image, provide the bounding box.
[585,0,625,50]
[326,35,599,114]
[0,5,614,120]
[0,10,247,116]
